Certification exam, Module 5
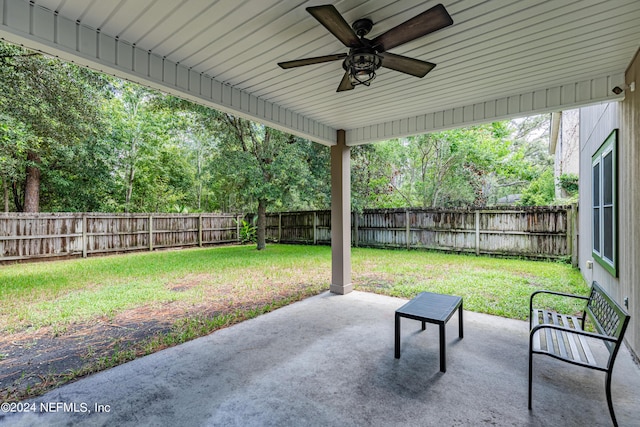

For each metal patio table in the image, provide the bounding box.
[394,291,463,372]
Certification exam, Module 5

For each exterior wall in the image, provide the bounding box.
[619,50,640,357]
[579,49,640,357]
[551,110,580,199]
[556,110,580,198]
[578,102,619,288]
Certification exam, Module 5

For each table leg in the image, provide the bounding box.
[458,304,464,339]
[439,322,446,372]
[421,320,426,331]
[395,313,401,359]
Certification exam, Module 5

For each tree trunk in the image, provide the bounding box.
[11,181,23,212]
[257,199,267,250]
[196,152,202,210]
[125,164,135,213]
[24,151,41,212]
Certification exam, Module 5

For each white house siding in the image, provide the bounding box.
[620,51,640,357]
[579,49,640,358]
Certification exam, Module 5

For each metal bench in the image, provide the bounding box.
[528,281,630,426]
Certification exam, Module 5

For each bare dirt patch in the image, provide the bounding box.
[0,283,324,402]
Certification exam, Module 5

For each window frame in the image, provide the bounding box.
[591,129,618,277]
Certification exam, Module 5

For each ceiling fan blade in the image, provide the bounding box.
[307,5,363,48]
[278,53,348,69]
[380,52,436,78]
[371,3,453,52]
[337,72,355,92]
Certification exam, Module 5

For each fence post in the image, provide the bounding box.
[313,211,317,245]
[406,209,411,250]
[198,214,203,247]
[278,213,282,242]
[149,215,154,251]
[236,214,242,242]
[353,211,359,247]
[568,204,578,267]
[475,210,480,256]
[82,214,87,258]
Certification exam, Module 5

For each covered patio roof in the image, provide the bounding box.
[1,0,638,146]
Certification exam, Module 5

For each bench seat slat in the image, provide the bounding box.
[532,309,542,351]
[576,331,597,366]
[553,312,569,358]
[531,309,598,367]
[543,310,555,353]
[560,313,580,361]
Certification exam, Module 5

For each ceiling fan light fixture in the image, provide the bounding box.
[343,51,382,86]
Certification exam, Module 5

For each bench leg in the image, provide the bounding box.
[605,371,618,427]
[458,304,463,338]
[528,337,533,410]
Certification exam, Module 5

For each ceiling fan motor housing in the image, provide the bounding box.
[343,47,382,86]
[352,18,373,37]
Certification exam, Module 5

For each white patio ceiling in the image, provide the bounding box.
[1,0,639,146]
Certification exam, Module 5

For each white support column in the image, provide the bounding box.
[330,130,352,295]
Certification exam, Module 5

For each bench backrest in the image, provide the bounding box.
[585,281,630,358]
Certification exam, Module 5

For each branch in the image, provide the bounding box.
[388,181,413,206]
[0,53,41,67]
[494,180,529,188]
[0,53,41,59]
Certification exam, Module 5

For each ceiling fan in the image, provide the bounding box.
[277,3,453,92]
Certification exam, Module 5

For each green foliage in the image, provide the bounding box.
[0,42,109,211]
[519,169,556,206]
[350,115,555,209]
[0,38,557,214]
[558,173,579,195]
[236,216,258,244]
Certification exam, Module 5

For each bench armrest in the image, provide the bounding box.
[530,323,617,343]
[529,290,589,313]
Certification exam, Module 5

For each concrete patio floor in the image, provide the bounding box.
[3,291,639,426]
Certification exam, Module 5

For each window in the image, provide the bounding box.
[592,129,617,276]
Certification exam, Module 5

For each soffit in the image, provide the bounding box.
[2,0,638,145]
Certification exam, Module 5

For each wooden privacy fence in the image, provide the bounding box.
[1,206,578,264]
[265,206,578,263]
[0,213,241,262]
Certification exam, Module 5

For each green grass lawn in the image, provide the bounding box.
[0,244,588,333]
[0,244,589,401]
[352,248,588,320]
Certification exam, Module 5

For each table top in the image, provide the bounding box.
[396,292,462,322]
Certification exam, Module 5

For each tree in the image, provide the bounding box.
[352,123,512,209]
[214,114,321,250]
[0,42,106,212]
[169,108,220,211]
[107,83,166,212]
[0,114,29,211]
[520,169,556,205]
